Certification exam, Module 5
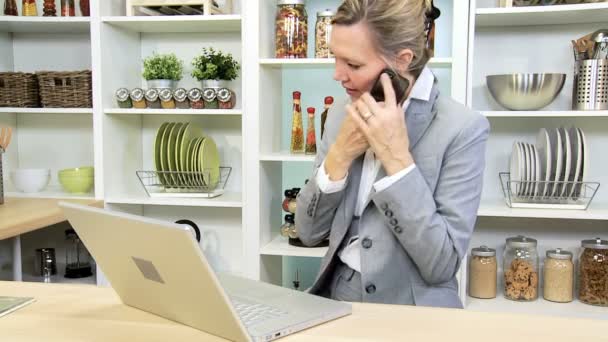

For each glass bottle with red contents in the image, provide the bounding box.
[305,107,316,155]
[320,96,333,139]
[61,0,75,16]
[4,0,18,15]
[290,91,304,154]
[43,0,57,16]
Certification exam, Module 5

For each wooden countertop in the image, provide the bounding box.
[0,281,606,341]
[0,197,102,240]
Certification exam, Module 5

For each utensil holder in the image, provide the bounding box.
[573,59,608,110]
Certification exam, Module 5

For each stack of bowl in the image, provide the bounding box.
[58,167,94,194]
[10,168,51,193]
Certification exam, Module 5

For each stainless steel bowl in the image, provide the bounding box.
[486,73,566,111]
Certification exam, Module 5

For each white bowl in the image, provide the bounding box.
[10,169,51,193]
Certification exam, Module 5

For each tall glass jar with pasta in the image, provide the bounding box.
[275,0,308,58]
[578,238,608,306]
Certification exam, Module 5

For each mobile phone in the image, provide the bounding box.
[369,68,409,104]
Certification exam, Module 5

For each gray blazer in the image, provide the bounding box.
[295,81,490,308]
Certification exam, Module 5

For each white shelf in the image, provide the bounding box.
[260,235,327,258]
[6,188,95,201]
[466,296,608,321]
[0,107,93,115]
[483,110,608,118]
[259,57,453,69]
[104,108,242,116]
[102,15,241,33]
[259,152,315,162]
[0,16,90,33]
[477,199,608,220]
[105,191,242,207]
[476,3,608,27]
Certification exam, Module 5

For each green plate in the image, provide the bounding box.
[173,123,188,187]
[178,122,204,186]
[184,137,199,187]
[159,122,175,186]
[199,136,220,189]
[154,122,170,185]
[191,137,205,187]
[166,122,183,187]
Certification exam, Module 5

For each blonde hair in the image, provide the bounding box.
[332,0,432,78]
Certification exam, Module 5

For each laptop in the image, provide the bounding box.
[59,202,351,342]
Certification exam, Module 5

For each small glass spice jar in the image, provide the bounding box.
[144,88,161,109]
[79,0,89,16]
[43,0,56,16]
[578,237,608,306]
[543,248,574,303]
[61,0,75,16]
[280,214,298,239]
[217,88,236,109]
[130,88,146,109]
[115,88,132,108]
[22,0,38,16]
[159,88,176,109]
[503,235,539,301]
[315,9,334,58]
[173,88,190,109]
[202,88,219,109]
[468,246,497,299]
[4,0,19,16]
[188,88,204,109]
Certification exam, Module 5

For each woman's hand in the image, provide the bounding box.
[350,73,414,176]
[325,111,369,180]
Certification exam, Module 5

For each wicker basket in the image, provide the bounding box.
[36,70,93,108]
[0,72,40,108]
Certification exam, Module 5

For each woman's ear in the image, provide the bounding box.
[395,49,414,75]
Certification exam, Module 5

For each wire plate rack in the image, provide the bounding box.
[137,167,231,198]
[500,172,600,210]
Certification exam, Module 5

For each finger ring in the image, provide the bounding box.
[362,111,373,121]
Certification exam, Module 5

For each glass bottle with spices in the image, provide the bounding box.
[130,88,146,109]
[290,91,304,153]
[217,88,236,109]
[543,248,574,303]
[22,0,37,16]
[275,0,308,58]
[115,88,132,108]
[305,107,316,155]
[188,88,204,109]
[468,246,497,299]
[61,0,75,16]
[315,9,334,58]
[144,88,161,109]
[280,214,298,239]
[79,0,89,16]
[320,96,333,139]
[503,235,539,301]
[578,237,608,306]
[159,88,176,109]
[4,0,18,15]
[202,88,219,109]
[43,0,56,16]
[173,88,190,109]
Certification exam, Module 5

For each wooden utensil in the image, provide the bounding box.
[0,126,12,152]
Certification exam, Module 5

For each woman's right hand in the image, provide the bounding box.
[324,104,369,180]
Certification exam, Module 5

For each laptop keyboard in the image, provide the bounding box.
[230,296,289,327]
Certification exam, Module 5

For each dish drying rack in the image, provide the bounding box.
[499,172,599,210]
[137,167,231,198]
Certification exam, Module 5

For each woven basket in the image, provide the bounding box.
[0,72,40,107]
[36,70,92,108]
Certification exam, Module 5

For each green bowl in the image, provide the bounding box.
[58,174,94,194]
[59,166,94,177]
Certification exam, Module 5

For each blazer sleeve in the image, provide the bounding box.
[370,114,490,285]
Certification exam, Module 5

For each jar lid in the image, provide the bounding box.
[278,0,305,5]
[130,88,144,101]
[187,88,202,101]
[158,88,173,101]
[285,213,295,223]
[203,88,217,101]
[546,248,573,260]
[173,88,188,102]
[506,235,537,248]
[217,88,232,102]
[144,88,159,101]
[115,88,130,101]
[581,237,608,249]
[471,245,496,257]
[317,9,334,17]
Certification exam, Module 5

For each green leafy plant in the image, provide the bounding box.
[142,52,184,81]
[191,47,240,81]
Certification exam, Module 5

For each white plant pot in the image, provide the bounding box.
[147,79,177,89]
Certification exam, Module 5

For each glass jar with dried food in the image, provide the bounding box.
[468,246,497,299]
[159,88,176,109]
[61,0,75,16]
[115,88,132,108]
[305,107,316,155]
[188,88,204,109]
[43,0,56,16]
[282,189,297,213]
[543,248,574,303]
[217,88,236,109]
[130,88,146,109]
[4,0,18,15]
[145,88,161,109]
[275,0,308,58]
[503,235,539,301]
[290,91,304,153]
[22,0,37,16]
[79,0,89,16]
[320,96,333,139]
[173,88,190,109]
[578,237,608,306]
[315,9,334,58]
[280,214,298,239]
[202,88,219,109]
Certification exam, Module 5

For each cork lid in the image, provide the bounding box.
[506,235,537,248]
[546,248,573,260]
[581,237,608,249]
[471,245,496,257]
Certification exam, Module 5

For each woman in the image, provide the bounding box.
[295,0,490,309]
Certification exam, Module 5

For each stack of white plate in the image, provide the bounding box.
[153,122,221,190]
[509,127,587,200]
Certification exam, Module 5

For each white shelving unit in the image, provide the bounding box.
[105,191,243,207]
[260,236,327,258]
[104,108,242,116]
[482,110,608,118]
[0,108,93,114]
[0,16,91,33]
[259,152,315,162]
[101,14,242,33]
[476,2,608,27]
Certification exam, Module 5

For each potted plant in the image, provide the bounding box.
[142,52,184,89]
[191,47,240,89]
